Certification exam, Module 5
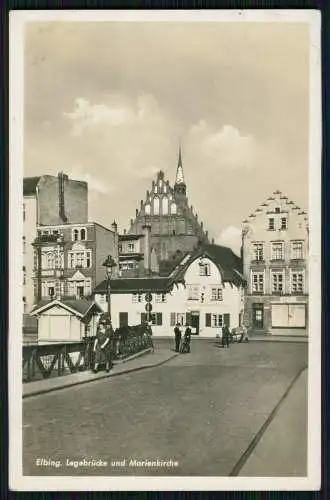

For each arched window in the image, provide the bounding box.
[145,204,151,215]
[73,229,79,241]
[154,185,158,194]
[170,203,177,215]
[47,252,55,269]
[163,184,167,194]
[153,197,160,215]
[80,228,86,241]
[162,197,169,215]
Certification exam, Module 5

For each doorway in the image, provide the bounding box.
[252,303,264,329]
[190,312,200,335]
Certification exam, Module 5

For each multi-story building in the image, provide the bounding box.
[127,147,209,270]
[94,243,245,337]
[242,190,309,336]
[23,172,88,312]
[33,221,118,303]
[118,225,159,277]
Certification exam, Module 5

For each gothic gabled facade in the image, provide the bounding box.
[128,147,209,268]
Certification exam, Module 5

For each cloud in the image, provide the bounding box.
[63,97,136,136]
[188,121,257,169]
[216,226,242,256]
[68,165,113,195]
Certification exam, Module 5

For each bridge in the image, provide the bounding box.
[23,338,308,477]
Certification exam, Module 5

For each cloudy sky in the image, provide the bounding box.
[24,20,310,254]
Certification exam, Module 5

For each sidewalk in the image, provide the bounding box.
[249,335,308,343]
[23,347,178,399]
[238,368,308,476]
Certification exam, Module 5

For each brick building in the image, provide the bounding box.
[23,172,88,312]
[127,147,209,271]
[242,190,309,336]
[118,226,160,278]
[33,221,118,303]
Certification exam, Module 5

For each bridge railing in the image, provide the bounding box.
[22,324,151,383]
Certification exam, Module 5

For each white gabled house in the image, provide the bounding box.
[94,244,246,338]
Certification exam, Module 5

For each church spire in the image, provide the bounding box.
[175,143,185,185]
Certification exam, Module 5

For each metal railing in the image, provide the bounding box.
[22,325,152,383]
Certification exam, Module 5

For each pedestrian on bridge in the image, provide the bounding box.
[93,321,113,373]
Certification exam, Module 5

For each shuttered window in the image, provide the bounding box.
[141,313,162,326]
[170,312,176,326]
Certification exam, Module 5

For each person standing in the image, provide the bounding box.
[222,324,230,348]
[174,322,182,352]
[184,324,192,353]
[93,321,112,373]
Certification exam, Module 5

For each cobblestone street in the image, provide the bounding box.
[23,339,308,476]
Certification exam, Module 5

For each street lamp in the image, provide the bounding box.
[102,255,117,326]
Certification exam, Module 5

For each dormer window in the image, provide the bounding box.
[199,261,210,276]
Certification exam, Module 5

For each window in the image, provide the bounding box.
[47,252,55,269]
[23,267,26,285]
[205,313,230,328]
[170,313,185,326]
[48,285,55,297]
[23,203,26,221]
[252,243,264,261]
[68,279,91,297]
[68,250,92,269]
[72,227,87,241]
[291,272,304,294]
[281,217,288,230]
[141,312,162,325]
[145,204,151,215]
[118,244,123,253]
[170,203,177,215]
[153,197,160,215]
[128,243,135,253]
[119,312,129,327]
[23,236,26,254]
[132,293,143,303]
[162,197,169,215]
[271,242,284,260]
[252,272,264,293]
[271,271,284,294]
[211,288,223,301]
[291,241,303,259]
[155,293,167,303]
[199,262,210,276]
[268,218,275,230]
[275,207,281,213]
[188,285,199,300]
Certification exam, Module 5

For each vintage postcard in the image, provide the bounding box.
[9,10,321,491]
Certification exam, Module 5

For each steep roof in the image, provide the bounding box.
[170,243,245,286]
[23,176,41,196]
[30,298,103,317]
[94,277,175,294]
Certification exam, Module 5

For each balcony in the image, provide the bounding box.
[34,234,65,245]
[250,259,265,265]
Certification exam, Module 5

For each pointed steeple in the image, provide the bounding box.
[175,143,185,185]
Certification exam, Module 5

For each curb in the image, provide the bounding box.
[23,351,178,399]
[229,365,308,476]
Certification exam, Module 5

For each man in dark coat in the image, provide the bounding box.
[174,323,182,352]
[93,321,113,373]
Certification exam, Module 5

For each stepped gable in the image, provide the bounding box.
[242,190,308,226]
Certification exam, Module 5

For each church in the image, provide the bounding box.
[125,147,210,276]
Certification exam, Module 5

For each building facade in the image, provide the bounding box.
[33,221,118,303]
[242,190,309,335]
[23,172,88,312]
[127,147,209,268]
[94,244,245,338]
[118,225,159,278]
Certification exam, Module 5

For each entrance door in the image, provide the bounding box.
[190,312,200,335]
[252,303,264,329]
[119,312,128,327]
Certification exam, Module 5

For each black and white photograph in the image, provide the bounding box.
[9,10,321,491]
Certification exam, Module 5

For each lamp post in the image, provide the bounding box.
[102,255,117,326]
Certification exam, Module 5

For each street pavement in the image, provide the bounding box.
[23,339,307,477]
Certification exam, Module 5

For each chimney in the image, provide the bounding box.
[110,220,118,233]
[142,224,152,275]
[58,172,68,222]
